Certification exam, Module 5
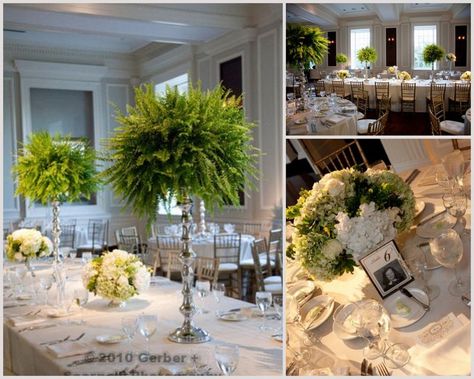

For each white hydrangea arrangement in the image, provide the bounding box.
[387,66,397,74]
[82,249,151,302]
[337,70,350,80]
[287,168,415,281]
[5,228,52,262]
[461,71,471,81]
[398,71,412,81]
[446,53,456,62]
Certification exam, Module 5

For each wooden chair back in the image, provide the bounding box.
[314,140,369,174]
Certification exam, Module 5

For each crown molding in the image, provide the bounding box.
[15,59,107,81]
[196,28,257,57]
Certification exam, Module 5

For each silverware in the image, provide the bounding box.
[361,358,368,376]
[405,169,421,184]
[40,335,70,346]
[367,362,374,376]
[71,332,85,342]
[376,362,391,376]
[401,288,430,311]
[462,295,471,307]
[417,210,446,227]
[18,323,56,333]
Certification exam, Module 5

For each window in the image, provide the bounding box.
[350,28,371,69]
[155,73,188,96]
[413,25,437,69]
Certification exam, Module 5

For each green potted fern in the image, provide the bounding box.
[423,44,445,82]
[357,47,378,79]
[102,82,258,343]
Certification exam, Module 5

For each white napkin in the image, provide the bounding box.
[47,341,92,358]
[8,315,47,327]
[401,316,470,375]
[325,114,345,125]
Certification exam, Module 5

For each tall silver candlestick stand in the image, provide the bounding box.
[51,200,66,307]
[168,195,210,343]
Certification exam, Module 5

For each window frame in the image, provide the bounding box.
[349,27,372,70]
[412,23,439,70]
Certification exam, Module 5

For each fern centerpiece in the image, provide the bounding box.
[357,47,378,79]
[13,132,100,306]
[423,44,445,82]
[336,53,348,69]
[103,82,258,343]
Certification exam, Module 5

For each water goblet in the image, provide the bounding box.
[73,288,89,324]
[435,169,453,192]
[256,291,272,332]
[429,229,468,296]
[137,314,158,353]
[195,280,211,314]
[442,190,467,233]
[384,343,410,369]
[272,296,283,335]
[212,282,226,304]
[215,344,239,376]
[39,275,54,305]
[405,248,440,301]
[121,316,138,347]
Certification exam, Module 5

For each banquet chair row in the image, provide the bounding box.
[76,219,109,257]
[313,140,369,174]
[115,225,148,262]
[357,95,391,135]
[428,100,465,135]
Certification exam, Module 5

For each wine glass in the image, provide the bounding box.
[442,191,467,233]
[121,316,138,347]
[73,288,89,324]
[137,314,158,352]
[406,250,440,301]
[272,296,283,335]
[429,229,468,296]
[215,344,239,376]
[39,275,54,305]
[351,299,391,359]
[212,282,225,304]
[384,343,411,369]
[256,291,272,331]
[435,169,454,192]
[195,280,210,314]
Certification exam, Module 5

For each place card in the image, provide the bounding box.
[415,313,463,347]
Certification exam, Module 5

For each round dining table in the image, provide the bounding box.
[286,162,471,376]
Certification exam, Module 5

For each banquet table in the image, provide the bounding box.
[287,97,358,135]
[324,78,461,113]
[286,162,471,376]
[3,261,282,376]
[147,234,255,264]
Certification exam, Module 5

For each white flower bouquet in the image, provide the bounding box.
[387,66,396,74]
[461,71,471,81]
[398,71,411,81]
[5,228,52,262]
[287,168,415,281]
[446,53,456,62]
[82,249,151,302]
[337,70,350,80]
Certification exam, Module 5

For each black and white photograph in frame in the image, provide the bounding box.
[359,240,413,299]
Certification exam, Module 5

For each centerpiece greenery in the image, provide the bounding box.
[286,23,329,71]
[357,47,378,79]
[423,44,445,81]
[102,82,258,226]
[286,168,415,281]
[13,132,100,205]
[336,53,348,69]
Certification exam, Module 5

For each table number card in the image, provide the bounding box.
[416,313,463,347]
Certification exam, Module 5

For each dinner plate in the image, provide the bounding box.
[287,280,316,302]
[294,117,308,125]
[299,295,334,331]
[216,310,248,322]
[416,212,456,238]
[96,334,128,344]
[384,288,429,328]
[414,199,425,218]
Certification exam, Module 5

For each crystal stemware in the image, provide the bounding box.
[405,247,440,301]
[39,275,54,305]
[215,344,239,376]
[212,282,225,304]
[73,288,89,324]
[195,280,211,314]
[442,190,467,233]
[138,314,158,353]
[429,229,468,296]
[121,316,138,347]
[256,291,272,332]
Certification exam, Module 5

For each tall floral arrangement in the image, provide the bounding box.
[357,47,377,78]
[287,168,415,281]
[82,250,150,303]
[286,23,329,70]
[423,44,445,81]
[446,53,456,62]
[5,229,52,262]
[336,53,348,69]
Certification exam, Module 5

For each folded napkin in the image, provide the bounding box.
[325,114,346,125]
[8,315,47,327]
[401,315,470,375]
[47,341,92,358]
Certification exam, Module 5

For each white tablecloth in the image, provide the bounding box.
[287,163,471,375]
[147,234,255,264]
[3,263,282,375]
[325,78,459,113]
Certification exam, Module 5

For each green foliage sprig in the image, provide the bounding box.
[13,132,100,204]
[287,23,329,69]
[423,44,445,69]
[357,47,378,68]
[336,53,348,64]
[102,83,259,226]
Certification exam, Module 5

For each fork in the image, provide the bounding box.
[70,332,85,342]
[40,335,70,346]
[376,362,391,376]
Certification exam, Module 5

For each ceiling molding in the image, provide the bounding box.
[196,28,257,57]
[14,60,107,81]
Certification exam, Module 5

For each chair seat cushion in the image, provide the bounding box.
[240,255,275,268]
[264,283,282,294]
[218,263,239,272]
[76,243,105,250]
[357,112,365,120]
[264,276,282,284]
[402,96,415,101]
[357,119,376,134]
[440,120,465,135]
